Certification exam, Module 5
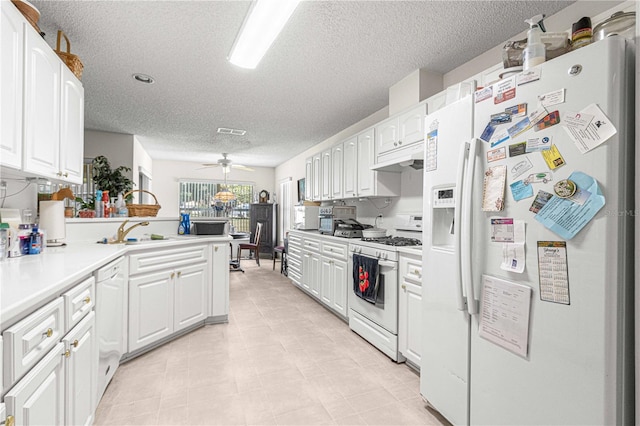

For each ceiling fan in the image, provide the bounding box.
[201,153,254,173]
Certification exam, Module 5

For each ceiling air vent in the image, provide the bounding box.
[217,128,246,136]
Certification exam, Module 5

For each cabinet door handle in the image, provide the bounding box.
[393,142,397,147]
[171,272,175,279]
[401,284,406,290]
[63,172,68,178]
[64,349,71,358]
[44,328,53,338]
[73,339,79,348]
[398,140,402,145]
[4,415,15,426]
[177,271,182,277]
[84,296,91,304]
[214,246,219,252]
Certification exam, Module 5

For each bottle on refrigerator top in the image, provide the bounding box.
[523,14,547,71]
[571,16,593,50]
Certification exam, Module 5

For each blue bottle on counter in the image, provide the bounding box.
[29,226,42,255]
[178,213,191,235]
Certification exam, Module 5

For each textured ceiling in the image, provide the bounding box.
[31,0,574,167]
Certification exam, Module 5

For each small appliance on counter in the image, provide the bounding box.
[318,206,356,235]
[333,219,368,238]
[293,205,319,230]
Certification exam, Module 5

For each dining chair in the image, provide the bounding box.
[238,222,263,266]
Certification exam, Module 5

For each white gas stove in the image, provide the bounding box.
[347,214,422,361]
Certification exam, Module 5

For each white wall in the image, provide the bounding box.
[133,136,153,202]
[84,130,134,180]
[153,160,275,218]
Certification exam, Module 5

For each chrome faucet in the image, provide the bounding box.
[114,219,149,243]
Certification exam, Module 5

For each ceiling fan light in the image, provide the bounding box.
[222,164,231,174]
[228,0,300,69]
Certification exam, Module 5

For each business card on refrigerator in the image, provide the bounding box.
[541,145,566,170]
[487,146,507,163]
[509,141,527,157]
[491,218,515,242]
[505,103,527,117]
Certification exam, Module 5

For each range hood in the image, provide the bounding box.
[370,150,424,173]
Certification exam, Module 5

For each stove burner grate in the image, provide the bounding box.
[360,236,422,246]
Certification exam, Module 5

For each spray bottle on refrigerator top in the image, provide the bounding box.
[523,14,547,71]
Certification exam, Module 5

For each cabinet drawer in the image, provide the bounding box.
[129,244,208,275]
[288,270,301,286]
[3,298,64,389]
[288,256,301,273]
[287,247,302,263]
[288,234,302,246]
[321,241,348,259]
[400,255,422,284]
[63,276,95,332]
[302,238,321,252]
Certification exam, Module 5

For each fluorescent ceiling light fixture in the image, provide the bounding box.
[228,0,300,69]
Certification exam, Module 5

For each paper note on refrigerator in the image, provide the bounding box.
[479,275,532,357]
[563,103,617,154]
[500,220,526,274]
[534,171,605,240]
[482,166,507,211]
[425,129,438,172]
[537,241,570,304]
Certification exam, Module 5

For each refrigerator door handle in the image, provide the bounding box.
[461,137,479,314]
[453,140,469,311]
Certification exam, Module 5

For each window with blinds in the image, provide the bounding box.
[178,180,254,232]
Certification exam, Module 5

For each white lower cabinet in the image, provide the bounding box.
[128,245,209,352]
[292,232,349,319]
[128,270,173,352]
[63,311,96,426]
[173,263,208,331]
[4,342,65,426]
[210,243,230,318]
[398,252,422,367]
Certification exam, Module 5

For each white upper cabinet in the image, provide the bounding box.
[375,117,399,156]
[320,148,331,201]
[330,144,343,200]
[23,24,61,179]
[312,152,321,201]
[1,1,24,170]
[59,65,84,184]
[356,128,375,197]
[398,104,427,147]
[375,103,427,158]
[304,157,313,201]
[3,2,84,184]
[342,136,357,199]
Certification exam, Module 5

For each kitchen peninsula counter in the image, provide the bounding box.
[0,235,230,330]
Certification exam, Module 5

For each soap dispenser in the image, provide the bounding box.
[523,14,547,71]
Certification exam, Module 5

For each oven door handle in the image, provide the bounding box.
[377,260,397,269]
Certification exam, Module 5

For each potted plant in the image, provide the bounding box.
[91,155,134,200]
[75,196,95,218]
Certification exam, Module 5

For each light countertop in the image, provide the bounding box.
[0,235,230,330]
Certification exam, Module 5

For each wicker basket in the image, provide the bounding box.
[11,0,41,34]
[55,30,83,80]
[125,190,161,217]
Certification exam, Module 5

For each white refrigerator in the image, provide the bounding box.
[421,36,634,425]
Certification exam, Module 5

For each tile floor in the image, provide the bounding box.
[95,261,450,425]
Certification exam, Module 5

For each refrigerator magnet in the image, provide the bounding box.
[541,145,566,170]
[490,112,512,125]
[491,218,515,242]
[535,172,606,240]
[508,141,527,157]
[523,172,553,185]
[507,117,532,139]
[526,136,552,152]
[510,180,534,201]
[553,179,577,198]
[493,76,516,104]
[475,86,493,103]
[534,111,560,131]
[529,190,553,213]
[487,146,506,163]
[537,241,570,305]
[505,103,527,117]
[481,165,507,211]
[538,89,565,107]
[510,157,533,180]
[489,128,510,148]
[517,68,541,85]
[562,104,618,154]
[480,122,496,142]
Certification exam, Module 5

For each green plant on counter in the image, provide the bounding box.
[75,196,94,210]
[92,155,134,200]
